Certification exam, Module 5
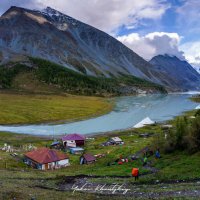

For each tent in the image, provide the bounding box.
[133,117,155,128]
[195,105,200,110]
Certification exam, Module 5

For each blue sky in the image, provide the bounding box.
[117,0,182,37]
[1,0,200,66]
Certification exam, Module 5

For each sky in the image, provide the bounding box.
[1,0,200,66]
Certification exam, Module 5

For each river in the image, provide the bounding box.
[0,93,199,135]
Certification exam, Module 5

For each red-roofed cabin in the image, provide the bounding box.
[62,133,85,148]
[24,148,70,170]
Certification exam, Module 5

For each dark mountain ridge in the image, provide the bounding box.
[150,54,200,91]
[0,6,200,91]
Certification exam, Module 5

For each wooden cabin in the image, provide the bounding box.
[62,133,85,148]
[80,153,96,165]
[109,137,124,145]
[24,148,69,170]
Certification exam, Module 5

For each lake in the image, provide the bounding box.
[0,93,199,136]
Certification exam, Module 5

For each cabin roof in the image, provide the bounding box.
[82,153,96,162]
[25,147,68,164]
[110,137,123,142]
[62,133,85,141]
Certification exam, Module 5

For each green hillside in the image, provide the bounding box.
[0,57,166,96]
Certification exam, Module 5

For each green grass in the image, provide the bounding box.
[0,122,198,199]
[151,152,200,180]
[0,128,153,173]
[0,117,193,178]
[0,108,199,199]
[0,128,154,200]
[0,93,112,124]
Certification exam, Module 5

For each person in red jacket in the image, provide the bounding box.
[132,168,139,181]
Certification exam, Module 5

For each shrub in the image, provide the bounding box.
[174,117,188,150]
[187,117,200,153]
[158,116,200,154]
[195,109,200,117]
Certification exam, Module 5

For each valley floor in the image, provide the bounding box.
[0,92,112,125]
[0,108,200,199]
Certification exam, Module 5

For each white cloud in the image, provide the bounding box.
[0,0,42,14]
[1,0,170,33]
[117,32,184,60]
[180,41,200,66]
[176,0,200,34]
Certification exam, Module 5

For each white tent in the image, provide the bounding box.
[195,105,200,110]
[133,117,155,128]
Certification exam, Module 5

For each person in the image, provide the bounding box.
[143,156,148,166]
[132,168,139,181]
[155,148,161,159]
[143,150,147,157]
[148,149,154,156]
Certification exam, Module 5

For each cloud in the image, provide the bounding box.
[117,33,156,59]
[180,41,200,66]
[117,32,184,60]
[1,0,170,33]
[0,0,42,14]
[176,0,200,34]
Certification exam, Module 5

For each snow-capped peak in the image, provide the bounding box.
[37,7,78,27]
[41,7,63,17]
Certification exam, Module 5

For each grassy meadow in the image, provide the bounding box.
[0,74,199,199]
[0,127,154,200]
[0,93,112,125]
[0,113,198,179]
[0,108,200,199]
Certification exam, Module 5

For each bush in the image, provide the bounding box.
[187,117,200,153]
[174,117,188,150]
[163,130,176,153]
[195,109,200,117]
[158,116,200,154]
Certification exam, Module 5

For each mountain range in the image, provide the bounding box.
[150,55,200,91]
[0,6,200,91]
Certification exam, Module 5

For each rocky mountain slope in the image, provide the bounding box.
[192,65,200,74]
[0,6,159,79]
[0,6,200,91]
[150,55,200,91]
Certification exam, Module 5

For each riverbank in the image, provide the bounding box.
[0,92,113,125]
[0,108,200,199]
[0,93,198,135]
[191,94,200,103]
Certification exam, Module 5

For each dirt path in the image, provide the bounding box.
[57,176,200,199]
